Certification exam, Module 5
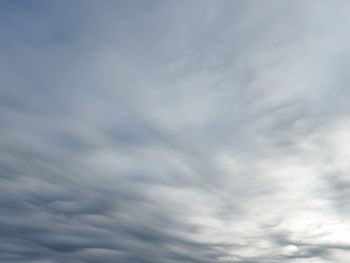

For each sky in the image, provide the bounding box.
[1,0,350,262]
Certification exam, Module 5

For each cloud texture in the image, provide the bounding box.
[2,0,350,262]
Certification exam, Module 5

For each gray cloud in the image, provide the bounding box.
[2,0,350,262]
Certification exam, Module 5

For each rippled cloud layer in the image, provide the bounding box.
[2,1,350,262]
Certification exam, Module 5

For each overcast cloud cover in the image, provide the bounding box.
[2,0,350,262]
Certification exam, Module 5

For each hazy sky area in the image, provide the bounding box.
[2,0,350,262]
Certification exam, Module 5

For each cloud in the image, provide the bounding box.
[2,0,350,262]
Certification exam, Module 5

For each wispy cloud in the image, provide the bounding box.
[1,1,350,262]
